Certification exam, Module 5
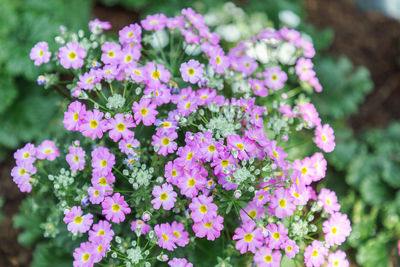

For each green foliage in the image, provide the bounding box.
[0,197,4,222]
[0,0,93,161]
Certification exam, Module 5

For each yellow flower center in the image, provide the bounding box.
[188,178,195,187]
[108,51,115,58]
[188,68,195,75]
[134,70,141,75]
[74,216,83,224]
[99,177,107,186]
[258,195,264,200]
[287,246,292,251]
[186,152,193,160]
[216,56,221,64]
[116,123,125,131]
[171,170,177,177]
[199,205,208,214]
[112,203,120,212]
[279,199,286,208]
[101,160,107,167]
[128,32,134,37]
[94,190,99,196]
[334,260,339,266]
[125,55,132,62]
[204,222,213,228]
[236,143,244,150]
[264,255,272,262]
[327,199,331,205]
[20,168,26,175]
[185,102,192,109]
[272,150,278,159]
[44,149,52,154]
[74,155,79,162]
[162,137,170,146]
[82,253,90,262]
[86,78,93,83]
[140,108,148,116]
[208,145,216,152]
[273,232,280,239]
[221,160,229,167]
[293,192,300,198]
[312,250,318,257]
[322,135,327,142]
[39,50,44,56]
[162,122,171,128]
[249,210,257,218]
[97,244,103,253]
[160,193,168,201]
[244,233,253,242]
[73,112,79,121]
[98,230,105,236]
[332,227,337,234]
[173,231,180,238]
[162,234,168,241]
[272,74,278,81]
[152,70,160,79]
[90,120,98,129]
[301,167,308,175]
[68,51,77,60]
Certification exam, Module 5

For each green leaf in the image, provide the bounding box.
[356,233,390,267]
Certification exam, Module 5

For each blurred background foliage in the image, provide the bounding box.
[0,0,399,266]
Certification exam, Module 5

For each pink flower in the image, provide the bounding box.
[77,69,99,90]
[89,220,114,244]
[132,98,158,126]
[209,48,229,74]
[59,42,86,69]
[311,152,327,182]
[304,240,328,267]
[118,137,140,155]
[189,195,218,222]
[73,242,95,267]
[141,14,167,31]
[63,101,86,131]
[131,219,150,235]
[101,193,131,223]
[14,143,36,166]
[318,188,341,214]
[143,62,170,86]
[292,157,317,186]
[315,124,335,153]
[328,250,349,267]
[192,215,224,241]
[232,221,264,254]
[240,200,265,223]
[164,161,183,185]
[151,183,177,210]
[295,57,315,81]
[107,113,135,142]
[323,212,351,247]
[92,242,110,263]
[36,140,59,161]
[30,42,51,66]
[80,109,107,140]
[63,206,93,234]
[91,147,115,176]
[264,67,287,90]
[298,103,321,127]
[180,59,204,84]
[170,221,190,247]
[254,247,282,267]
[168,258,193,267]
[119,23,142,44]
[89,18,111,34]
[154,223,177,251]
[101,42,122,65]
[226,134,252,161]
[249,78,268,97]
[266,223,288,249]
[91,172,114,195]
[151,129,178,156]
[283,239,299,259]
[88,185,105,204]
[269,187,296,219]
[66,146,86,171]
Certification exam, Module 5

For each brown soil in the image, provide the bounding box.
[0,156,32,267]
[306,0,400,130]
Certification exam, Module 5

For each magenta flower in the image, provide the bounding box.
[11,162,36,193]
[63,101,86,131]
[151,183,177,210]
[318,188,341,214]
[119,23,142,44]
[131,219,150,235]
[59,42,86,69]
[89,220,114,244]
[180,59,204,84]
[249,78,268,97]
[296,57,315,81]
[91,147,115,176]
[266,223,288,249]
[170,221,190,247]
[328,250,349,267]
[264,66,288,90]
[66,145,86,171]
[92,242,110,263]
[73,241,95,267]
[77,69,99,90]
[209,48,229,74]
[36,140,59,161]
[154,223,177,251]
[63,206,93,234]
[141,14,167,31]
[189,195,218,223]
[315,124,335,153]
[323,212,351,247]
[80,109,107,140]
[226,134,252,160]
[101,193,131,223]
[311,152,327,182]
[132,98,158,126]
[151,129,178,156]
[30,42,51,66]
[143,62,170,86]
[298,103,321,127]
[164,161,183,185]
[91,172,115,195]
[177,166,207,198]
[232,221,264,254]
[292,157,317,186]
[254,247,282,267]
[265,140,288,168]
[269,187,296,219]
[89,18,111,34]
[88,185,105,204]
[107,113,135,142]
[283,239,299,259]
[14,143,36,166]
[240,200,265,223]
[304,240,328,267]
[101,42,122,65]
[192,215,224,241]
[168,258,193,267]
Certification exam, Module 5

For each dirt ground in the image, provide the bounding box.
[1,0,400,266]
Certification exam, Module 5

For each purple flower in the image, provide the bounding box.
[118,137,140,155]
[298,102,321,127]
[77,69,99,90]
[101,42,122,65]
[130,219,150,235]
[119,23,142,44]
[88,185,105,204]
[328,250,349,267]
[170,221,189,247]
[189,195,218,223]
[107,113,135,142]
[240,200,265,223]
[254,247,282,267]
[304,240,328,267]
[63,101,86,132]
[264,66,288,90]
[266,223,288,249]
[80,109,107,140]
[36,140,59,161]
[323,212,351,247]
[30,42,51,66]
[143,62,170,86]
[315,124,335,153]
[269,187,296,219]
[296,57,315,81]
[14,143,36,166]
[89,18,111,34]
[154,223,177,251]
[66,145,86,171]
[232,221,264,254]
[91,147,115,176]
[58,42,86,69]
[141,14,167,31]
[151,129,178,156]
[168,258,193,267]
[63,206,93,234]
[180,59,204,84]
[132,98,158,126]
[151,183,177,210]
[209,48,229,74]
[318,188,341,214]
[101,193,131,223]
[283,239,299,259]
[249,78,268,97]
[73,242,95,267]
[89,220,114,244]
[192,215,224,241]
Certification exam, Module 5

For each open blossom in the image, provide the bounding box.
[233,221,264,254]
[77,69,99,90]
[101,42,122,65]
[283,239,299,258]
[141,13,167,31]
[296,57,315,81]
[89,18,111,34]
[327,250,349,267]
[66,146,86,171]
[168,258,193,267]
[249,78,268,97]
[14,143,36,166]
[63,101,86,131]
[266,223,288,249]
[132,98,158,126]
[102,193,131,223]
[152,129,178,156]
[189,195,218,222]
[170,221,190,247]
[323,212,351,246]
[318,188,341,214]
[36,140,59,161]
[63,206,93,234]
[107,113,135,142]
[269,187,296,219]
[91,147,115,176]
[298,102,321,127]
[89,220,114,244]
[151,183,177,210]
[304,240,328,267]
[143,62,170,86]
[180,59,204,84]
[131,219,150,235]
[81,109,107,140]
[254,247,282,267]
[30,42,51,66]
[119,23,142,44]
[59,42,86,69]
[315,124,335,153]
[73,241,95,267]
[154,223,177,251]
[264,66,288,90]
[192,215,224,241]
[88,185,105,204]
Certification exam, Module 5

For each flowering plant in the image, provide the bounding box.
[13,8,351,267]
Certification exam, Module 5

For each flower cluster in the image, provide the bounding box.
[14,7,351,267]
